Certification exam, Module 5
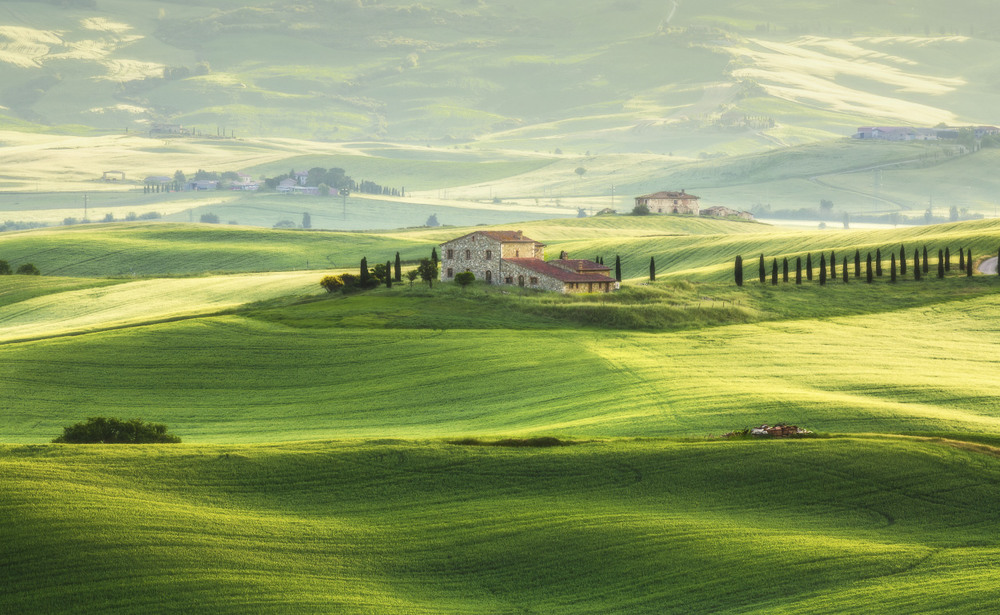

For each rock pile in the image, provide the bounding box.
[723,423,812,438]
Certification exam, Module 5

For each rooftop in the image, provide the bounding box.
[505,258,614,283]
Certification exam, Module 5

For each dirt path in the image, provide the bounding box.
[979,257,998,275]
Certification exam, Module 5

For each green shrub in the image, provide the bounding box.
[53,417,181,444]
[454,271,475,289]
[320,275,343,293]
[0,260,10,275]
[15,263,40,275]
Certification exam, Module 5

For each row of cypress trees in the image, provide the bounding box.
[735,245,985,286]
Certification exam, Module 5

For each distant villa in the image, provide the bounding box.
[853,126,999,141]
[634,190,700,215]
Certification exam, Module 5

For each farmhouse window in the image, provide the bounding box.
[447,268,454,277]
[518,275,525,286]
[515,250,519,257]
[485,271,492,283]
[447,249,454,259]
[465,249,471,259]
[485,250,492,260]
[530,277,538,285]
[505,276,513,284]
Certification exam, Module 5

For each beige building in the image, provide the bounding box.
[439,230,615,293]
[701,206,754,221]
[635,190,700,215]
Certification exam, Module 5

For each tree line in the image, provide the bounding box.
[0,260,40,275]
[734,244,988,287]
[321,249,439,293]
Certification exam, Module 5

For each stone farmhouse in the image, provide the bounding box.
[635,190,700,215]
[439,230,616,293]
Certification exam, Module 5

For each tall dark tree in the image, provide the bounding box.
[830,251,836,280]
[649,257,656,282]
[615,255,622,282]
[771,259,778,286]
[735,255,743,287]
[875,248,883,277]
[938,249,945,278]
[842,257,848,283]
[385,260,392,288]
[922,246,929,274]
[900,245,907,276]
[394,252,402,282]
[914,250,921,281]
[855,250,861,278]
[759,254,766,284]
[866,253,873,283]
[945,247,951,271]
[806,253,813,281]
[302,212,311,229]
[967,249,973,277]
[890,254,897,282]
[796,257,802,284]
[360,256,369,284]
[782,258,789,282]
[819,253,827,285]
[959,248,965,272]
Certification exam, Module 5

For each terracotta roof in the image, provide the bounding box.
[504,258,614,283]
[550,259,611,273]
[638,191,699,200]
[441,230,543,245]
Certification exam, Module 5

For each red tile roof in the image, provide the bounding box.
[504,258,614,283]
[638,191,700,200]
[550,259,611,273]
[442,230,543,245]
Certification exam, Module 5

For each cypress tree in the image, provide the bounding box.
[938,249,944,278]
[855,249,861,278]
[830,251,836,280]
[967,249,973,277]
[431,248,438,266]
[959,248,965,271]
[759,254,765,284]
[615,255,622,282]
[922,246,928,274]
[796,257,802,284]
[649,257,656,282]
[735,255,743,286]
[866,253,873,283]
[394,252,402,282]
[945,247,951,271]
[891,254,897,283]
[385,261,392,288]
[914,251,921,281]
[875,248,883,277]
[360,256,369,283]
[771,259,778,286]
[900,245,907,276]
[806,253,813,281]
[842,257,848,283]
[819,254,827,285]
[782,258,789,282]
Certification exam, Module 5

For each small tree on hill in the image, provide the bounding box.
[891,254,897,283]
[782,258,789,282]
[967,249,973,277]
[819,254,826,285]
[900,245,907,276]
[15,263,39,275]
[795,257,802,285]
[615,255,622,282]
[406,269,419,288]
[854,250,861,278]
[806,253,813,281]
[454,271,475,290]
[320,275,343,293]
[771,259,778,285]
[735,255,743,287]
[53,417,180,444]
[866,253,873,283]
[431,248,439,266]
[302,212,311,229]
[360,257,370,285]
[959,248,965,272]
[830,251,836,280]
[876,248,883,277]
[945,247,951,271]
[842,257,848,283]
[0,260,10,275]
[632,203,651,216]
[650,257,656,282]
[914,251,921,281]
[385,261,393,288]
[394,252,402,282]
[938,250,945,278]
[922,246,929,274]
[418,258,438,288]
[759,254,765,284]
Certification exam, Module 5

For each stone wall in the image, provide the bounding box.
[499,260,567,293]
[440,234,503,283]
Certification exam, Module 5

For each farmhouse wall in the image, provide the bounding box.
[500,260,567,293]
[439,234,503,283]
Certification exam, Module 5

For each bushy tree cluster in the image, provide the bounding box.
[53,417,180,444]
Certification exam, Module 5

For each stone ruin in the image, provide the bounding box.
[723,423,813,438]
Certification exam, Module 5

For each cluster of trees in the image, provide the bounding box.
[0,260,40,275]
[1,220,46,232]
[53,417,180,444]
[735,244,983,287]
[590,254,625,282]
[262,167,403,196]
[64,212,162,226]
[321,250,439,294]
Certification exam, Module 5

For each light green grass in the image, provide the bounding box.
[3,437,1000,614]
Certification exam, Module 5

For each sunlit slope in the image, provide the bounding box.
[0,223,436,277]
[3,438,1000,614]
[4,287,1000,443]
[0,271,322,343]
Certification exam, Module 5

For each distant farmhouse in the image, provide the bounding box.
[854,126,1000,141]
[701,206,754,221]
[439,230,615,293]
[635,190,700,215]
